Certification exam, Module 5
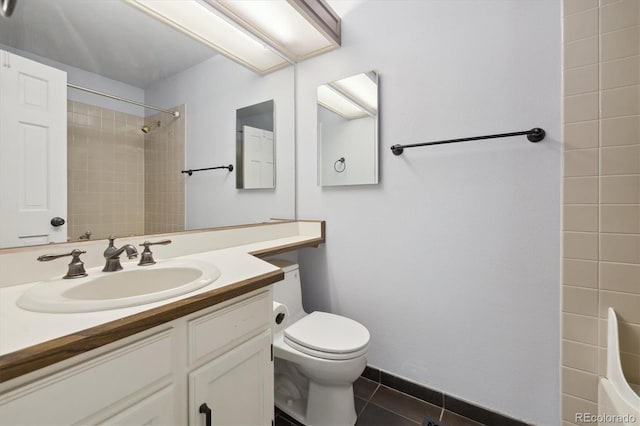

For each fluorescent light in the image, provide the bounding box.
[317,85,368,120]
[126,0,341,74]
[210,0,337,61]
[126,0,289,74]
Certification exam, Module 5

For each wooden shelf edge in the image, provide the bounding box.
[250,237,325,258]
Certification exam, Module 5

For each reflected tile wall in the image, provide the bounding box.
[562,1,640,425]
[67,101,145,241]
[144,105,185,235]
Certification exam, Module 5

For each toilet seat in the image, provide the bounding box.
[284,312,370,360]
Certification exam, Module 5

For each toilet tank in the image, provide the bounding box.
[267,259,306,323]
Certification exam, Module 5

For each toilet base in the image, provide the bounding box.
[275,383,357,426]
[274,359,358,426]
[306,382,357,426]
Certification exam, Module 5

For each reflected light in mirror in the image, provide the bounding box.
[317,85,368,120]
[332,72,378,113]
[126,0,289,74]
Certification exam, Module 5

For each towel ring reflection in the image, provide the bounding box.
[334,157,346,173]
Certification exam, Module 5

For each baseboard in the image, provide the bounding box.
[362,366,529,426]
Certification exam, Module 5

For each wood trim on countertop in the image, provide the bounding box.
[0,270,283,383]
[251,238,324,257]
[251,221,325,258]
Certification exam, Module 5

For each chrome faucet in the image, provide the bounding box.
[37,249,88,279]
[103,236,138,272]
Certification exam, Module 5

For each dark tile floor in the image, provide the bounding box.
[275,377,485,426]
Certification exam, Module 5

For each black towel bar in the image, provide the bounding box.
[390,128,545,156]
[181,164,234,176]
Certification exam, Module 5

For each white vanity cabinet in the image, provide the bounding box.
[103,385,177,425]
[190,331,273,426]
[187,290,274,426]
[0,288,274,426]
[0,329,176,425]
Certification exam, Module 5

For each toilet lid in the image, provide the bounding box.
[284,312,370,359]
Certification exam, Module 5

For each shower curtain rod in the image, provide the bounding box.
[67,83,180,117]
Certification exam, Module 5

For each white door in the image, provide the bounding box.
[189,330,273,426]
[0,49,67,248]
[242,125,274,189]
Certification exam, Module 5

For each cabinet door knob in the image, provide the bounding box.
[199,403,212,426]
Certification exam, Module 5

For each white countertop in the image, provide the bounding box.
[0,221,323,360]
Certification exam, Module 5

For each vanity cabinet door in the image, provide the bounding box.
[189,330,273,426]
[0,331,174,425]
[102,385,176,425]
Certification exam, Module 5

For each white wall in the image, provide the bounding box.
[145,56,295,229]
[0,43,145,116]
[296,1,561,424]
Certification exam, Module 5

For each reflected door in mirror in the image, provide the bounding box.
[0,50,67,248]
[236,100,275,190]
[242,126,274,189]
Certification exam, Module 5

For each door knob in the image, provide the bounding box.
[1,0,17,18]
[50,217,65,227]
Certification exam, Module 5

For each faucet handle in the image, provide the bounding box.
[37,249,84,262]
[140,239,172,248]
[37,249,88,279]
[78,231,92,240]
[138,240,172,266]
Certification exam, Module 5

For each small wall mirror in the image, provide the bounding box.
[317,70,379,186]
[236,100,275,189]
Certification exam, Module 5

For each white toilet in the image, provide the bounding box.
[269,260,370,426]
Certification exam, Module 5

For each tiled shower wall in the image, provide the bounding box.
[67,102,185,241]
[144,105,186,235]
[67,101,145,240]
[562,1,640,425]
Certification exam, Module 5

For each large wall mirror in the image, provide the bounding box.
[0,0,295,249]
[317,70,379,187]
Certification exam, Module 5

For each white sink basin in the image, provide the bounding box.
[17,259,221,313]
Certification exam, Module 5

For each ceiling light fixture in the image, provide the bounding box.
[126,0,340,74]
